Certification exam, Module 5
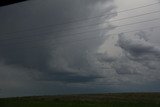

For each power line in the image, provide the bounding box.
[0,18,159,49]
[1,25,160,49]
[43,10,160,34]
[55,25,160,45]
[1,9,160,41]
[0,11,160,43]
[0,17,159,43]
[17,10,160,36]
[110,10,160,22]
[116,17,160,27]
[1,2,160,35]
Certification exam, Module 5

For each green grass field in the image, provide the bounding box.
[0,93,160,107]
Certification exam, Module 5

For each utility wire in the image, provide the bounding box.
[1,2,160,35]
[1,9,160,41]
[0,17,160,43]
[1,25,160,49]
[55,25,160,45]
[116,17,160,27]
[11,10,160,36]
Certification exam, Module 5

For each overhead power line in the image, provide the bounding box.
[1,2,160,35]
[116,17,160,27]
[55,25,160,45]
[1,25,160,49]
[1,11,160,40]
[40,10,160,33]
[0,17,160,42]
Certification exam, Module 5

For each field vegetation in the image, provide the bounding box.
[0,93,160,107]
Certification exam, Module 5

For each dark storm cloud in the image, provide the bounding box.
[0,0,115,84]
[118,33,160,60]
[111,31,160,77]
[39,72,102,83]
[1,0,160,98]
[94,30,160,85]
[96,52,116,63]
[114,64,139,75]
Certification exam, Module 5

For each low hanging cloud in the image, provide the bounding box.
[118,33,160,61]
[1,0,160,97]
[95,30,160,84]
[118,32,160,70]
[0,0,116,87]
[0,0,119,97]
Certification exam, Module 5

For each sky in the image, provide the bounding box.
[0,0,160,98]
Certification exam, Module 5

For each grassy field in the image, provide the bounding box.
[0,93,160,107]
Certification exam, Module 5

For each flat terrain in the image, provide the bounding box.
[0,93,160,107]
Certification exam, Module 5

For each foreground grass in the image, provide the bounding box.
[0,93,160,107]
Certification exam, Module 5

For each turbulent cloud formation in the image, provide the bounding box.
[96,30,160,84]
[0,0,160,97]
[117,32,160,79]
[118,33,160,60]
[0,0,117,97]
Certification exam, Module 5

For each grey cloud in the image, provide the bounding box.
[116,31,160,78]
[0,0,115,85]
[94,30,160,84]
[118,33,160,60]
[96,53,116,63]
[135,31,149,41]
[1,0,160,98]
[114,63,139,75]
[39,72,102,83]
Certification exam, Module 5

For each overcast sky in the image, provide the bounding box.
[0,0,160,98]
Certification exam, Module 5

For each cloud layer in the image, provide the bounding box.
[0,0,160,97]
[0,0,117,97]
[96,30,160,85]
